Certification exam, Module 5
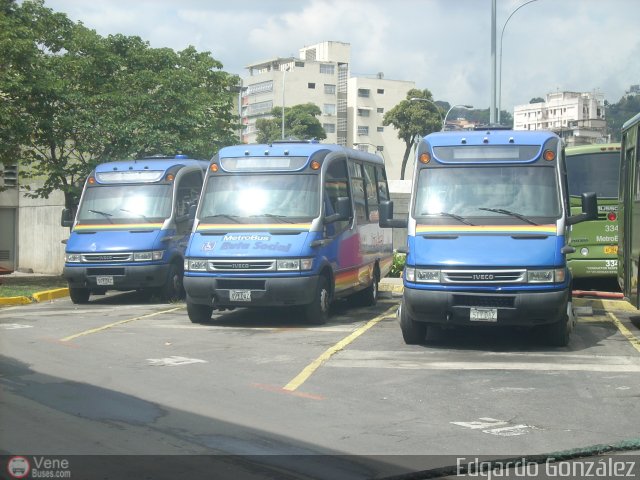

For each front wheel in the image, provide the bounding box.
[304,276,331,325]
[399,300,427,345]
[544,300,573,347]
[159,263,184,302]
[187,301,213,324]
[69,287,90,304]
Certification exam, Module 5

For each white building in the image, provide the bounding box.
[513,91,607,146]
[241,41,415,180]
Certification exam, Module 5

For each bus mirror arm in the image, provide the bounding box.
[561,245,576,254]
[379,201,408,229]
[566,192,598,226]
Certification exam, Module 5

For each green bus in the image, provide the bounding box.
[566,143,621,280]
[618,112,640,307]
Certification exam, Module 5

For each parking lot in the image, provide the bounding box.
[1,289,640,477]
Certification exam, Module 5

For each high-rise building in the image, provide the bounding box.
[513,91,607,146]
[241,41,415,180]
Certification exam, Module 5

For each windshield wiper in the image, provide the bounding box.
[206,214,241,223]
[88,209,113,223]
[421,211,475,226]
[478,207,539,225]
[249,213,295,224]
[120,208,150,222]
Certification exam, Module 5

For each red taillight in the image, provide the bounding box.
[608,212,617,221]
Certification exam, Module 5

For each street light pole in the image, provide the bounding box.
[409,97,444,129]
[443,104,474,130]
[281,65,290,140]
[498,0,539,124]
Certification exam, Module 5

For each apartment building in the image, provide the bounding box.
[241,41,415,180]
[513,91,607,146]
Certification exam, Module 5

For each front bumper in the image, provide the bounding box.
[184,274,319,308]
[63,263,171,290]
[403,286,570,326]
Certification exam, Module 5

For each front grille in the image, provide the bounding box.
[82,253,132,262]
[87,267,125,276]
[442,269,526,284]
[217,279,266,290]
[453,294,515,308]
[208,259,276,272]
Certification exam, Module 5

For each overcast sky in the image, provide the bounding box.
[44,0,640,112]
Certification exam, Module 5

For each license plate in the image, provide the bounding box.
[96,276,114,286]
[604,245,618,254]
[470,307,498,322]
[230,289,251,302]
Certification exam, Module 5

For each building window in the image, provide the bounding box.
[324,84,336,95]
[246,100,273,116]
[295,61,305,67]
[323,123,336,133]
[308,83,316,89]
[377,107,384,113]
[320,63,335,75]
[357,125,369,136]
[358,89,370,98]
[377,126,384,132]
[246,80,273,95]
[357,109,370,117]
[377,88,384,94]
[323,104,336,116]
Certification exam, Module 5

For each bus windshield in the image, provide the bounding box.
[414,166,561,219]
[77,184,172,222]
[200,174,319,222]
[565,151,620,198]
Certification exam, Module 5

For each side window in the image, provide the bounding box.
[375,166,390,203]
[324,158,351,234]
[363,164,379,222]
[176,170,203,219]
[349,161,367,224]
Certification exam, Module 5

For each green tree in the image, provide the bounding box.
[383,88,442,180]
[256,103,327,143]
[0,0,239,209]
[530,97,545,103]
[605,96,640,141]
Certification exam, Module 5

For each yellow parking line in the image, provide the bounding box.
[60,306,183,342]
[607,312,640,354]
[283,305,397,392]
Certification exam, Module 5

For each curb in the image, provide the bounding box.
[0,288,69,306]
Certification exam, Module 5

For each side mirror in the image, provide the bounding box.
[379,200,408,229]
[188,203,198,221]
[61,208,73,228]
[325,196,351,224]
[567,192,598,225]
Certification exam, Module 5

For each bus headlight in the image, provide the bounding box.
[416,269,441,283]
[527,268,565,283]
[405,267,415,282]
[65,253,82,263]
[580,247,589,256]
[186,259,207,271]
[134,250,164,262]
[276,258,314,271]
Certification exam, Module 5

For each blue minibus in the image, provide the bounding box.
[183,141,393,324]
[61,155,209,303]
[379,129,597,346]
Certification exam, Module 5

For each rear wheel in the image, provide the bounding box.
[351,269,379,307]
[304,275,331,325]
[159,263,184,302]
[69,287,90,304]
[399,300,427,345]
[187,301,213,324]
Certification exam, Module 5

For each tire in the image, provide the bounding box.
[69,287,90,304]
[352,269,379,307]
[159,263,184,302]
[187,300,213,324]
[545,300,573,347]
[399,299,427,345]
[304,275,331,325]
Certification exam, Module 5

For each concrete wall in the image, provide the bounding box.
[17,186,67,274]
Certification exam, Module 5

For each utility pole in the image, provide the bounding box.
[490,0,497,124]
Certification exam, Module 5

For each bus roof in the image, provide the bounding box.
[424,129,559,147]
[94,157,209,174]
[622,111,640,131]
[218,142,384,164]
[565,143,621,155]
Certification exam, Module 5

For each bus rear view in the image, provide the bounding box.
[380,129,597,346]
